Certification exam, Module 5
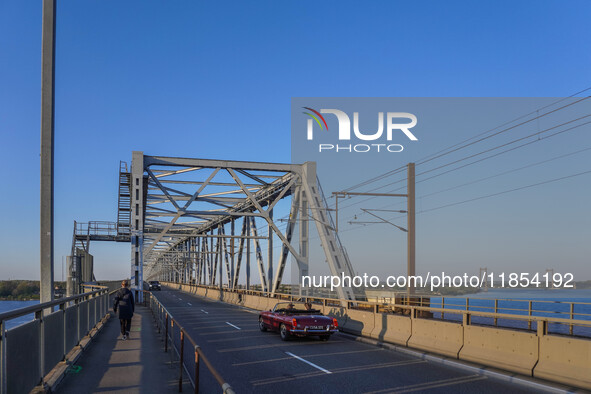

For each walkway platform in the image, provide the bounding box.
[56,306,192,394]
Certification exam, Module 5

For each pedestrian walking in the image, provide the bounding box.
[113,279,135,340]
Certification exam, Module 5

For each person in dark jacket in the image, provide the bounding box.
[113,280,135,340]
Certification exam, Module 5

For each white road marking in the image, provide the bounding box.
[201,309,209,314]
[187,302,192,306]
[225,322,241,330]
[285,352,332,374]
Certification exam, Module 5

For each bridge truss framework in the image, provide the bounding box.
[130,152,358,300]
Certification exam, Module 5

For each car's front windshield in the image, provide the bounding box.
[273,302,318,313]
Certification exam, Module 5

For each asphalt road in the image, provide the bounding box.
[152,288,543,394]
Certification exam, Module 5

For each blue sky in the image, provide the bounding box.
[0,1,590,280]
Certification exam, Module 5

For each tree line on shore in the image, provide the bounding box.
[0,280,66,300]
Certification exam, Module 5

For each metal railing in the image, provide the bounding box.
[142,291,235,394]
[75,221,119,237]
[0,286,110,394]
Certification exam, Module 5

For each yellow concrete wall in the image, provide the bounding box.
[370,313,412,346]
[208,289,220,299]
[342,309,375,337]
[243,295,260,310]
[459,326,538,375]
[534,334,591,390]
[258,298,276,312]
[408,319,463,358]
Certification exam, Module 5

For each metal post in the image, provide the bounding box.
[194,345,200,394]
[60,302,66,360]
[407,163,415,296]
[335,194,339,233]
[268,209,273,294]
[40,0,56,308]
[76,298,80,344]
[179,330,184,392]
[230,220,235,287]
[218,226,222,291]
[570,303,574,335]
[528,301,532,330]
[0,320,6,394]
[494,299,498,326]
[131,151,145,303]
[299,186,309,297]
[165,314,168,352]
[35,310,44,383]
[441,297,445,320]
[246,218,250,290]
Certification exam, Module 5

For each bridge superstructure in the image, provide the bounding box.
[127,152,358,300]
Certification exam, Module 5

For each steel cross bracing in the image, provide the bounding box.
[131,153,357,300]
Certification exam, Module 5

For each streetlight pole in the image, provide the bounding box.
[334,163,416,297]
[407,163,416,296]
[40,0,56,306]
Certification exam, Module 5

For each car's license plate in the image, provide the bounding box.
[308,325,324,330]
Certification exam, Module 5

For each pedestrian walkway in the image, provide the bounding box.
[57,306,192,394]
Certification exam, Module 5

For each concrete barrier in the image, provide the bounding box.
[408,318,463,358]
[224,292,238,304]
[459,326,538,375]
[342,309,375,336]
[534,334,591,390]
[370,313,412,346]
[325,305,348,327]
[210,289,221,300]
[243,295,260,310]
[259,298,277,312]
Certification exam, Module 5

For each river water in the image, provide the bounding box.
[430,288,591,337]
[0,300,39,330]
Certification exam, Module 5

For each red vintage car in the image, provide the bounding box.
[259,301,338,341]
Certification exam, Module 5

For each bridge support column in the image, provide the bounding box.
[40,0,56,308]
[131,151,144,302]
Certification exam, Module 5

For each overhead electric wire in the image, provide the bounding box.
[341,169,591,233]
[328,114,591,214]
[336,91,591,195]
[417,96,590,166]
[419,169,591,214]
[417,87,591,164]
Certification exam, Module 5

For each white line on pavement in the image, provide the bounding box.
[285,352,332,374]
[187,302,192,306]
[225,322,241,330]
[201,309,209,314]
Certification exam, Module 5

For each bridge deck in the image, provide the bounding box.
[56,306,192,394]
[54,288,568,393]
[148,288,545,394]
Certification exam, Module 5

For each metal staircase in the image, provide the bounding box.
[117,161,131,236]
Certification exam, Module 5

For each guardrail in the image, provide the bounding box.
[174,283,591,337]
[165,281,591,390]
[142,290,235,394]
[0,286,110,394]
[369,292,591,334]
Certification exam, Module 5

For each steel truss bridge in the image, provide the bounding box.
[69,152,359,300]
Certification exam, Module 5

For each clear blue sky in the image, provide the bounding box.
[0,1,590,280]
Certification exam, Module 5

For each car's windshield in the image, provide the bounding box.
[272,302,320,314]
[150,281,159,284]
